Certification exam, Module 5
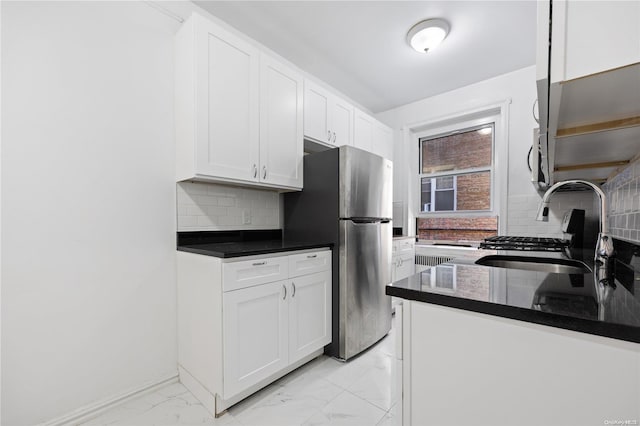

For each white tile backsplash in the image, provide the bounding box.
[177,181,281,231]
[604,157,640,244]
[507,191,597,239]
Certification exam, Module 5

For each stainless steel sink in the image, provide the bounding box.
[475,255,592,274]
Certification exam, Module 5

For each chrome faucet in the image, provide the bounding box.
[535,180,614,274]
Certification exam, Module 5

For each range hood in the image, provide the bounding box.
[548,63,640,185]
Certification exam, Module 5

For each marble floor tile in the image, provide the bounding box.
[375,403,398,426]
[79,320,397,426]
[346,359,394,411]
[301,391,387,426]
[229,374,343,426]
[79,382,237,426]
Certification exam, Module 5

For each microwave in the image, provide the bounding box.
[531,128,551,191]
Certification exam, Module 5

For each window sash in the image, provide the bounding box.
[419,169,493,214]
[418,122,495,216]
[419,124,494,175]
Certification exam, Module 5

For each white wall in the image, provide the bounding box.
[1,2,181,424]
[377,66,597,239]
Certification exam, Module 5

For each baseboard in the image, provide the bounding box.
[42,373,179,426]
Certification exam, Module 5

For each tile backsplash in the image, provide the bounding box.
[177,181,280,231]
[604,158,640,244]
[507,191,597,240]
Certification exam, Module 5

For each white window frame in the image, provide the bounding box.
[395,98,511,240]
[402,100,510,237]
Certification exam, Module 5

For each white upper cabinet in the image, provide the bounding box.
[536,0,640,185]
[331,97,354,147]
[373,121,394,161]
[175,13,303,191]
[303,79,353,147]
[355,108,394,161]
[550,0,640,83]
[353,108,374,152]
[260,53,304,189]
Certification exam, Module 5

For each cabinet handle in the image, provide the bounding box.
[252,164,258,178]
[398,259,403,267]
[282,284,287,300]
[306,254,317,259]
[332,131,337,143]
[327,130,331,141]
[292,282,296,297]
[263,166,267,180]
[252,261,266,266]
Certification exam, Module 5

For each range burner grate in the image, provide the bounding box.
[480,236,570,251]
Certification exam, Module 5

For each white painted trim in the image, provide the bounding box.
[178,365,216,416]
[41,374,179,426]
[402,99,510,134]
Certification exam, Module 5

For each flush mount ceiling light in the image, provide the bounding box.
[407,18,450,53]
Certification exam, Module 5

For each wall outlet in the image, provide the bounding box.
[242,209,251,225]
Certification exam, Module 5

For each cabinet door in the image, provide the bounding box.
[259,54,303,189]
[223,281,289,398]
[353,109,374,152]
[195,18,260,182]
[554,0,640,82]
[289,270,332,363]
[391,257,398,283]
[373,122,393,161]
[303,80,331,144]
[331,97,354,147]
[396,254,415,281]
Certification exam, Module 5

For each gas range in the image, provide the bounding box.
[479,236,571,252]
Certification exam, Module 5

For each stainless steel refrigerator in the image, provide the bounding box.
[284,146,392,360]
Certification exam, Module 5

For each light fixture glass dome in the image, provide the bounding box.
[407,19,450,53]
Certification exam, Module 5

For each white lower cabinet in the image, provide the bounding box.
[177,248,331,416]
[223,280,289,398]
[402,301,640,425]
[288,271,332,363]
[391,237,415,283]
[223,269,331,399]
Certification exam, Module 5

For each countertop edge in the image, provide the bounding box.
[386,285,640,345]
[177,243,333,258]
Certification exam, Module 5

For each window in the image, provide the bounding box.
[417,119,499,242]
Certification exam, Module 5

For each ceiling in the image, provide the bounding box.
[194,1,537,114]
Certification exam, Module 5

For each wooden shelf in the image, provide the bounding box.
[556,116,640,138]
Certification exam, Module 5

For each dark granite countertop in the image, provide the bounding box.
[387,244,640,344]
[176,229,332,258]
[178,240,332,258]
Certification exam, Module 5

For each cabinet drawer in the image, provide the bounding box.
[393,253,415,282]
[288,250,331,278]
[223,256,289,292]
[393,238,415,255]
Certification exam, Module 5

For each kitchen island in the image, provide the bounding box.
[387,245,640,426]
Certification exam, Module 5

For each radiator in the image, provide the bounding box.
[414,254,455,267]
